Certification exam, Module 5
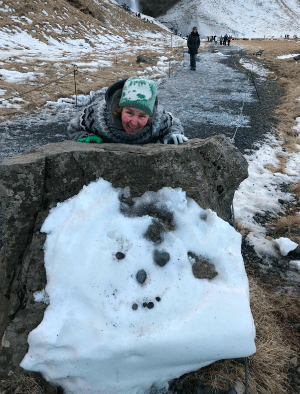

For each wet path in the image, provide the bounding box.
[158,44,283,153]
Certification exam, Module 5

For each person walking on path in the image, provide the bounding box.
[219,36,223,45]
[187,27,200,71]
[227,36,232,46]
[68,77,188,145]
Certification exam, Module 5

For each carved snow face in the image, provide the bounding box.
[21,179,254,394]
[37,182,221,335]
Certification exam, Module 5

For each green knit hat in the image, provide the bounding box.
[119,77,157,116]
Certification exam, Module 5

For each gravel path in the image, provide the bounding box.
[158,44,283,153]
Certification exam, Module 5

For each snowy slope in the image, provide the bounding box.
[0,0,184,116]
[158,0,300,38]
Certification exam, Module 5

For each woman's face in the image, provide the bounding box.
[121,107,149,135]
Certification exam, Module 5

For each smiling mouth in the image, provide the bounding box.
[125,126,140,134]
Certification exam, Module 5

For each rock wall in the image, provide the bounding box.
[0,136,248,392]
[139,0,181,17]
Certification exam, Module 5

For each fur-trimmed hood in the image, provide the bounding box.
[67,79,184,145]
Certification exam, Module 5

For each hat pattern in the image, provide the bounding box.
[119,77,157,116]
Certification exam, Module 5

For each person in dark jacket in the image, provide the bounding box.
[187,27,200,71]
[67,77,188,145]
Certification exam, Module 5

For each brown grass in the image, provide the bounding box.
[0,373,44,394]
[289,180,300,198]
[271,214,300,246]
[0,0,183,119]
[234,220,251,236]
[175,277,291,394]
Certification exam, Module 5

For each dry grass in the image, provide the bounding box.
[268,292,300,353]
[175,277,292,394]
[289,180,300,198]
[0,44,182,119]
[271,214,300,246]
[0,0,182,119]
[0,373,44,394]
[234,220,251,236]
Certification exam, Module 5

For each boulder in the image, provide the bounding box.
[0,136,248,390]
[136,54,155,64]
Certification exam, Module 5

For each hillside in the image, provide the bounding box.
[0,0,184,118]
[157,0,300,38]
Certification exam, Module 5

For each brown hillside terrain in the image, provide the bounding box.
[0,0,182,118]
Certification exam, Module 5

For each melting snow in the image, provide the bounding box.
[274,237,298,256]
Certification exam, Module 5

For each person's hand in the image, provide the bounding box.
[163,134,188,145]
[77,136,103,143]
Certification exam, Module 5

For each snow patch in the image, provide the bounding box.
[277,53,299,59]
[234,134,297,256]
[0,68,42,83]
[274,237,298,256]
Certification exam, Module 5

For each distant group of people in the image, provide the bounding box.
[121,3,130,11]
[207,35,217,43]
[119,3,153,23]
[220,34,232,46]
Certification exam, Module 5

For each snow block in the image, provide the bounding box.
[20,180,256,394]
[0,136,248,391]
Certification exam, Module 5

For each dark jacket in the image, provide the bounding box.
[187,32,200,55]
[67,79,185,145]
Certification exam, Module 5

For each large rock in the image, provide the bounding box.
[0,136,248,390]
[138,0,181,17]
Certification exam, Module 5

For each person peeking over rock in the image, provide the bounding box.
[67,77,188,145]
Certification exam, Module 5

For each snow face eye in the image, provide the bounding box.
[136,269,147,284]
[153,250,170,267]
